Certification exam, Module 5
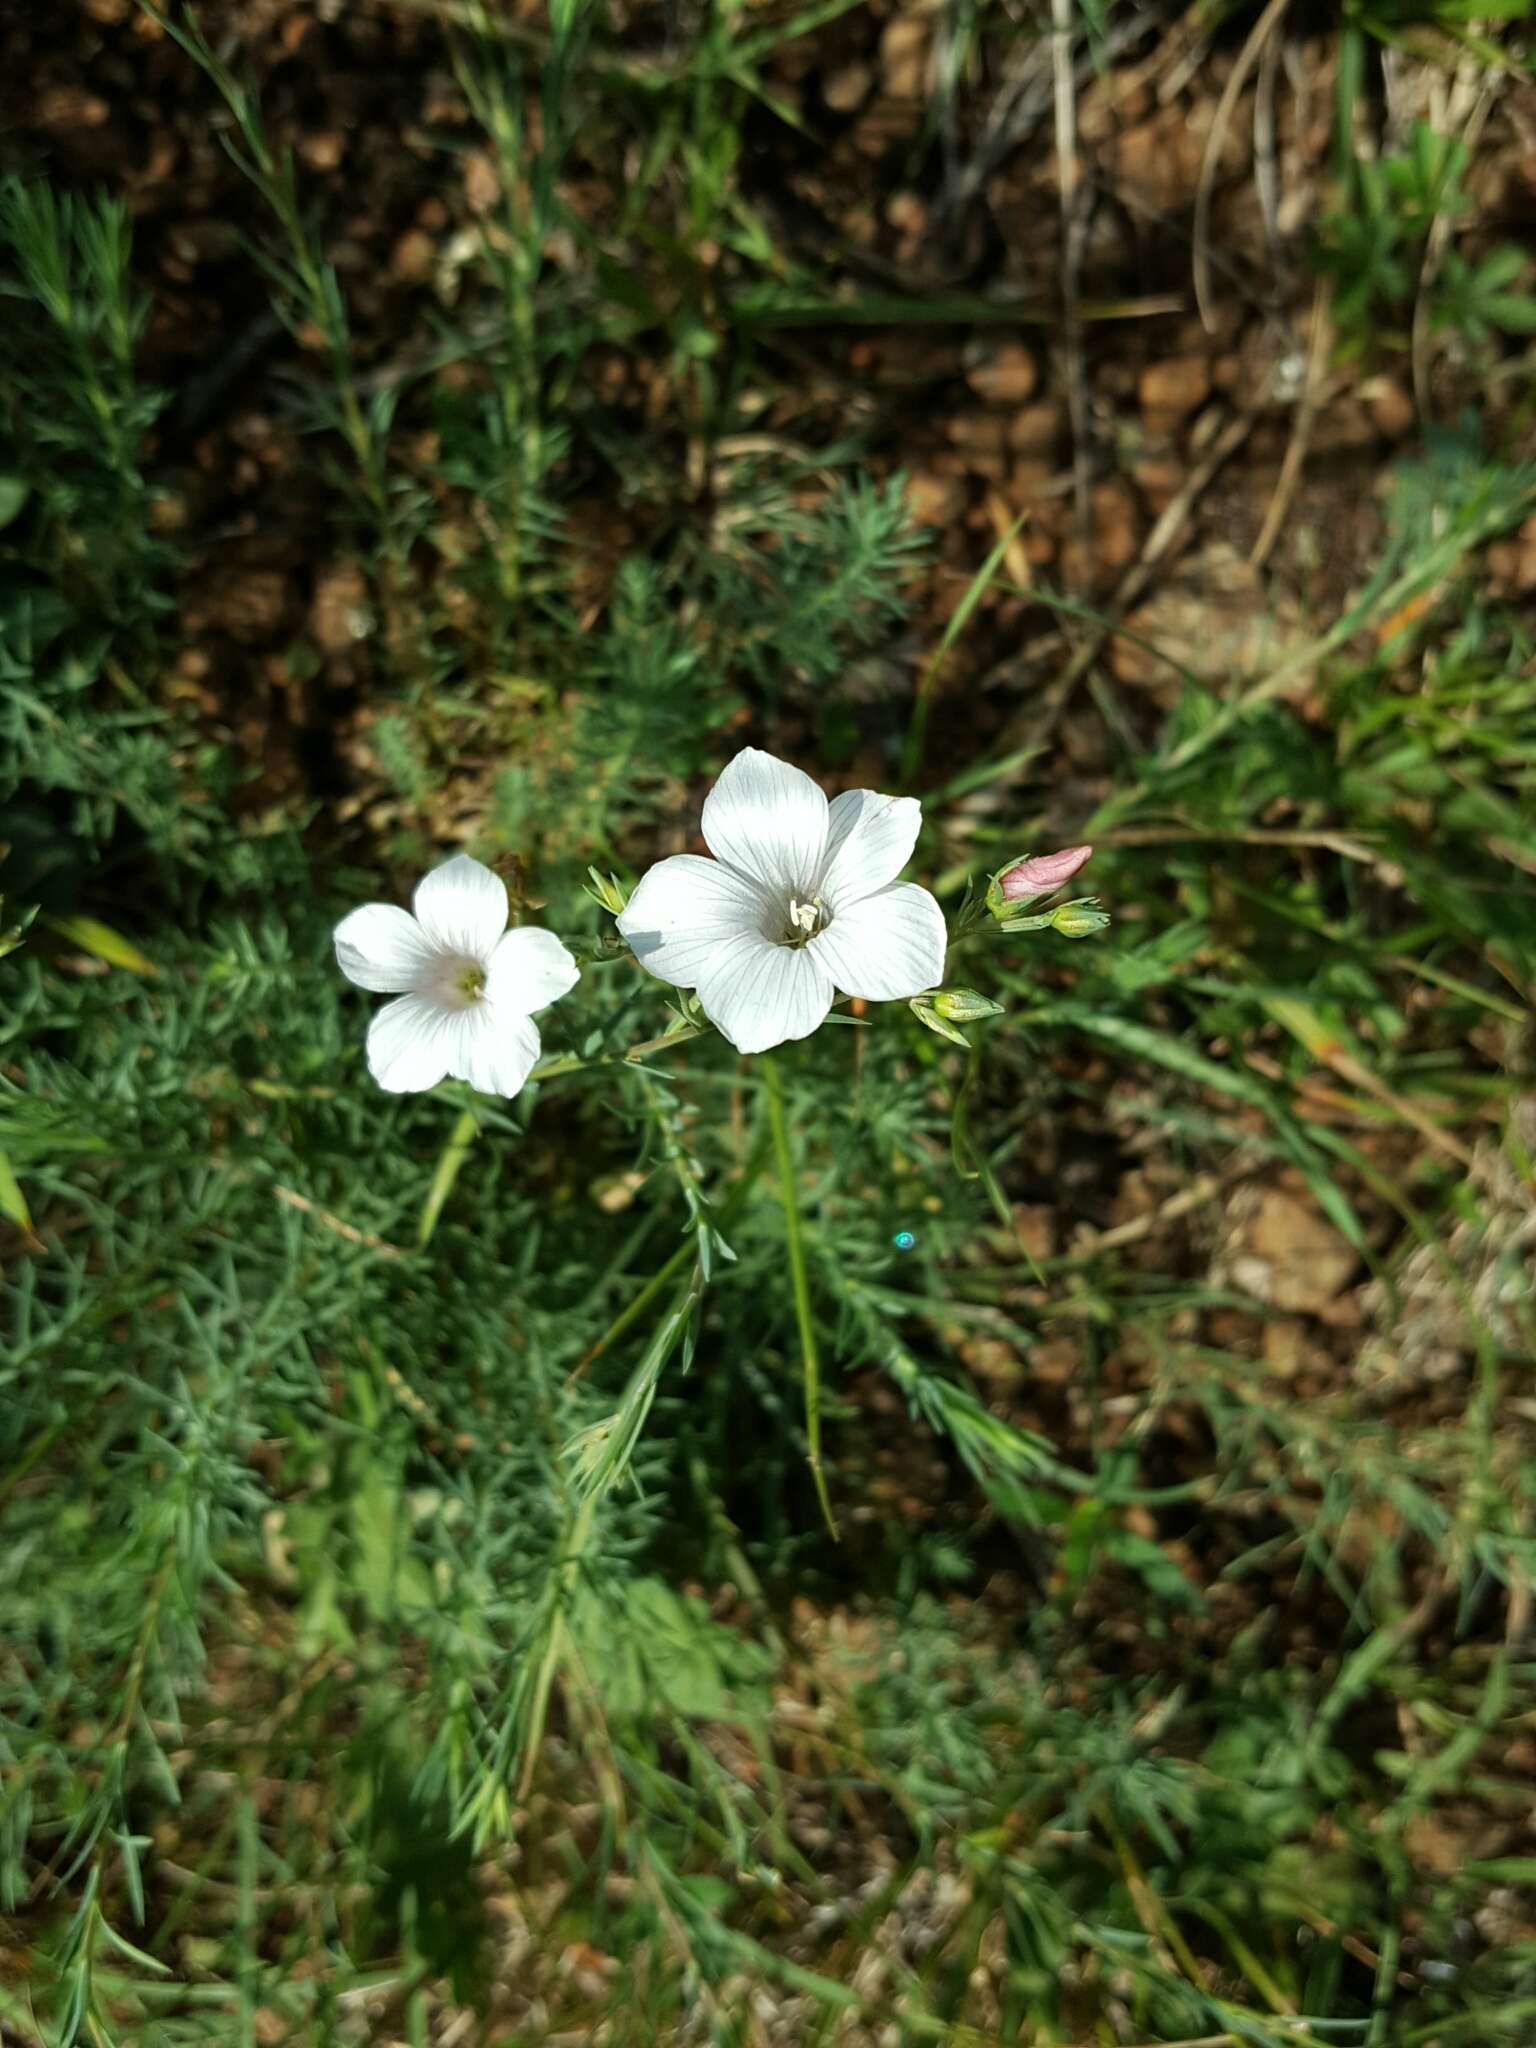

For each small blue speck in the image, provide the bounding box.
[892,1230,917,1252]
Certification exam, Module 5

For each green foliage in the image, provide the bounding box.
[3,9,1535,2045]
[1316,121,1536,353]
[0,179,196,881]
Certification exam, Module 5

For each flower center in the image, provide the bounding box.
[428,955,488,1007]
[783,894,827,948]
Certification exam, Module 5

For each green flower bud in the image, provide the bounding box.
[1048,896,1111,938]
[929,987,1005,1023]
[0,898,36,963]
[908,995,974,1048]
[584,867,630,915]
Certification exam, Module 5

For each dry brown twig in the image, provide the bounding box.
[1250,275,1334,569]
[272,1183,406,1257]
[1051,0,1092,542]
[1252,8,1285,261]
[1193,0,1293,333]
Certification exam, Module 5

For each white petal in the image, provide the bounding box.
[449,1005,541,1098]
[695,932,835,1054]
[818,789,923,909]
[334,903,439,993]
[366,994,456,1093]
[700,748,830,895]
[616,854,771,988]
[412,855,507,962]
[486,926,580,1015]
[809,882,948,1001]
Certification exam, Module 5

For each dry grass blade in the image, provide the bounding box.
[272,1184,406,1256]
[1193,0,1293,332]
[1250,276,1333,569]
[1051,0,1091,540]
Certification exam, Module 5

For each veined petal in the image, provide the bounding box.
[819,788,923,910]
[450,1005,541,1098]
[334,903,439,993]
[617,853,771,988]
[996,844,1094,900]
[486,926,580,1016]
[809,882,947,1001]
[412,854,508,962]
[701,748,829,895]
[695,931,835,1055]
[366,994,457,1093]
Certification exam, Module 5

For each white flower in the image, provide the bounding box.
[334,854,578,1096]
[616,748,947,1054]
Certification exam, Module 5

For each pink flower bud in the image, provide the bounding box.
[996,844,1093,902]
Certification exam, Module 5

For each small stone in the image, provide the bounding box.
[1009,458,1055,500]
[149,493,188,536]
[945,413,1010,455]
[1241,1189,1357,1313]
[35,87,111,132]
[1363,377,1416,439]
[905,472,968,527]
[1139,356,1211,424]
[1261,1317,1309,1379]
[1031,1337,1080,1384]
[1110,111,1206,211]
[1131,453,1183,511]
[391,228,436,282]
[310,563,373,656]
[1091,478,1141,571]
[1487,535,1536,594]
[886,191,926,238]
[965,345,1038,407]
[1210,351,1244,393]
[463,150,501,216]
[823,62,872,113]
[1011,1203,1055,1261]
[879,14,932,99]
[1008,400,1065,454]
[297,132,346,172]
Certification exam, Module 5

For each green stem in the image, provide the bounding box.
[417,1106,479,1248]
[761,1055,838,1540]
[527,1018,706,1085]
[569,1240,695,1380]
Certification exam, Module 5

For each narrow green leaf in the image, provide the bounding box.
[44,913,158,977]
[0,1150,31,1231]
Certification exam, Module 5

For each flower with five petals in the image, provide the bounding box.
[617,749,947,1054]
[334,854,578,1096]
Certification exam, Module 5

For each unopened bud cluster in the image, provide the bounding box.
[985,843,1108,939]
[985,842,1094,918]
